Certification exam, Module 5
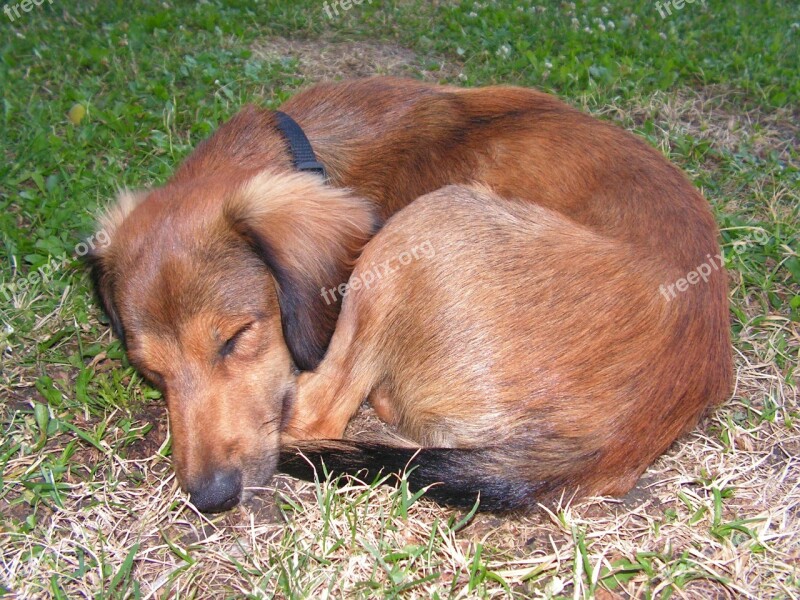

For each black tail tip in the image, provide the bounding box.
[278,441,542,512]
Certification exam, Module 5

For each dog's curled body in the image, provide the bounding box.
[89,78,732,512]
[281,184,731,509]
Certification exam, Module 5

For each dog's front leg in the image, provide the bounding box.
[281,304,381,442]
[282,367,377,441]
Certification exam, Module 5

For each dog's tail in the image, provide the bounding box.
[278,440,576,511]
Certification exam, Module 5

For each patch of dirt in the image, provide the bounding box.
[241,476,303,523]
[251,36,462,83]
[0,389,36,527]
[619,473,662,510]
[343,402,398,442]
[121,402,168,461]
[0,387,36,413]
[0,495,32,526]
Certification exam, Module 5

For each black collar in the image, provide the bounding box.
[274,111,328,181]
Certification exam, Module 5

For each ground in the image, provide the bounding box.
[0,1,798,598]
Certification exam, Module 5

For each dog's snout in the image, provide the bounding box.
[187,468,242,513]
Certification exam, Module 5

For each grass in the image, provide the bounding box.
[1,0,798,597]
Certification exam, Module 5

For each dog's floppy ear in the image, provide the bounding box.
[84,189,150,344]
[226,170,378,371]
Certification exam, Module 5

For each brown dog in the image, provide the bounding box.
[89,77,731,512]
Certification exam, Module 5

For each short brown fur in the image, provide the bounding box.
[89,78,732,512]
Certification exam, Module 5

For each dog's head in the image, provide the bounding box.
[88,170,376,512]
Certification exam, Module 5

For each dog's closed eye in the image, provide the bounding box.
[220,324,254,358]
[140,368,165,390]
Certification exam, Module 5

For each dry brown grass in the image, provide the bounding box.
[595,86,800,166]
[251,36,463,83]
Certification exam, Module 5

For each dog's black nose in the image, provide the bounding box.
[187,468,242,513]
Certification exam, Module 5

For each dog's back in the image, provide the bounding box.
[282,78,721,269]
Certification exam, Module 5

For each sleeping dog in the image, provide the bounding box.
[88,78,732,512]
